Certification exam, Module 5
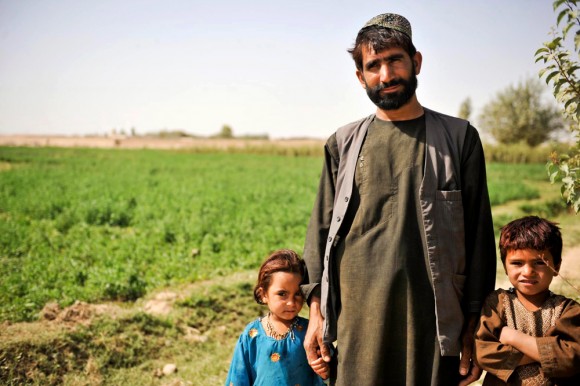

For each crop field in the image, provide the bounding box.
[1,145,579,385]
[0,146,323,322]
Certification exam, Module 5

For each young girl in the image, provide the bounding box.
[474,216,580,385]
[225,249,328,385]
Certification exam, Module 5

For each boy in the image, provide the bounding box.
[474,216,580,385]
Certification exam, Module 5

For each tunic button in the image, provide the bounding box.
[336,216,341,222]
[328,236,332,242]
[344,196,349,202]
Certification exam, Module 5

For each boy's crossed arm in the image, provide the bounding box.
[499,326,539,365]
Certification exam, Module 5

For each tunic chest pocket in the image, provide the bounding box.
[435,190,466,274]
[435,190,463,224]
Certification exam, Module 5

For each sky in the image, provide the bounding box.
[0,0,565,139]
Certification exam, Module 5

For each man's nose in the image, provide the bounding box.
[379,63,394,83]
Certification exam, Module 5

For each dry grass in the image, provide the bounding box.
[0,134,325,151]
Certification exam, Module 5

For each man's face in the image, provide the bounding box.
[356,46,421,111]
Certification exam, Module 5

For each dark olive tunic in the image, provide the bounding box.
[337,116,439,385]
[306,115,490,385]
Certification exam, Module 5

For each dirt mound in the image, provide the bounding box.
[40,300,122,326]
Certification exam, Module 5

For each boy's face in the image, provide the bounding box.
[504,248,560,305]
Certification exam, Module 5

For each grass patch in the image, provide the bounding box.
[0,277,267,386]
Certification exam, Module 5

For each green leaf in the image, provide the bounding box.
[563,22,575,37]
[556,51,571,61]
[565,98,578,111]
[546,70,561,83]
[534,47,550,56]
[557,9,569,26]
[547,42,558,51]
[554,0,566,12]
[554,79,565,94]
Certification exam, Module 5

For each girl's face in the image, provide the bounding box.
[504,248,559,308]
[261,271,304,324]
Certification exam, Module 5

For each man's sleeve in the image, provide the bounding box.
[461,125,497,313]
[301,135,339,303]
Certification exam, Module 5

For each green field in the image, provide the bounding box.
[1,146,579,385]
[0,147,323,322]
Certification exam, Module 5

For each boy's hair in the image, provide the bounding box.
[348,26,417,71]
[253,249,305,305]
[499,216,562,267]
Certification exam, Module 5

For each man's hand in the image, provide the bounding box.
[304,295,331,377]
[458,314,482,386]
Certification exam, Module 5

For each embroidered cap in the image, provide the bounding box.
[361,13,412,40]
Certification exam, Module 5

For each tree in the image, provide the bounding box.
[478,78,564,147]
[458,97,472,120]
[217,124,233,139]
[535,0,580,213]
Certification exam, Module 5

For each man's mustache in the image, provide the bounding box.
[371,79,403,92]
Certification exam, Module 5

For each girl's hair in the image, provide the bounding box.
[253,249,305,305]
[348,26,417,71]
[499,216,563,267]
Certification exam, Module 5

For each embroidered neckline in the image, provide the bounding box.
[264,312,298,340]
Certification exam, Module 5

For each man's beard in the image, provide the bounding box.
[365,69,418,111]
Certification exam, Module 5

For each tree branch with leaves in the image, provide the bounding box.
[535,0,580,213]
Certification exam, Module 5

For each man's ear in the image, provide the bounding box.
[413,51,423,75]
[356,69,367,89]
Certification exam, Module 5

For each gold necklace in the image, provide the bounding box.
[265,312,297,340]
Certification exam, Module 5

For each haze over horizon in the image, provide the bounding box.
[0,0,566,139]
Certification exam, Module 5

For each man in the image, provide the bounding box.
[301,13,496,386]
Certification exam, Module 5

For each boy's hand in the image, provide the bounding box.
[499,326,516,345]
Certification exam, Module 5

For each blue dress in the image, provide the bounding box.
[225,316,326,386]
